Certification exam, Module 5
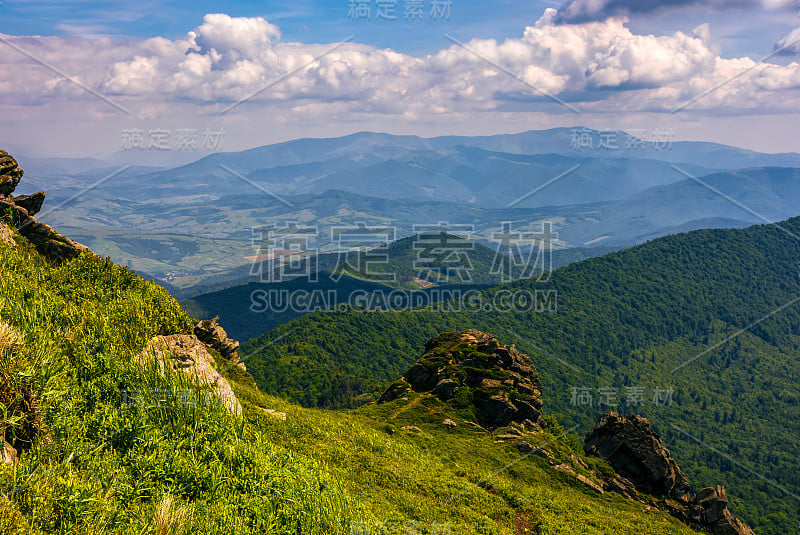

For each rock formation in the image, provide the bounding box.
[0,150,24,195]
[194,316,244,369]
[138,334,242,416]
[0,149,90,263]
[584,413,693,501]
[379,330,544,430]
[585,413,754,535]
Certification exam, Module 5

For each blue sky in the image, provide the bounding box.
[2,0,800,157]
[4,0,797,56]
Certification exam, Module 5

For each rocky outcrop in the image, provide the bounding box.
[138,334,242,416]
[194,316,244,369]
[0,149,90,263]
[0,150,23,195]
[584,413,692,501]
[12,192,45,216]
[585,413,754,535]
[379,330,544,430]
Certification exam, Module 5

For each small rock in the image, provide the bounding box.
[263,408,287,421]
[401,426,422,433]
[463,421,487,432]
[442,418,457,427]
[2,440,17,465]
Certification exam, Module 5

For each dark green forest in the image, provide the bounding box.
[243,219,800,534]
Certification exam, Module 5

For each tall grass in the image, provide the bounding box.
[0,234,701,534]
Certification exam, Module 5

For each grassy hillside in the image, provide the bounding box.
[242,219,800,534]
[0,226,701,534]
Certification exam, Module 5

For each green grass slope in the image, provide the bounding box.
[0,227,700,534]
[242,219,800,534]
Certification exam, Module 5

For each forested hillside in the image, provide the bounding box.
[243,219,800,534]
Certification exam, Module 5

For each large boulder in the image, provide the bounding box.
[697,486,755,535]
[584,413,692,500]
[138,334,242,416]
[0,150,23,195]
[585,413,754,535]
[18,221,90,263]
[379,330,544,429]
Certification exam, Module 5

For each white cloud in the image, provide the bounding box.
[2,10,800,123]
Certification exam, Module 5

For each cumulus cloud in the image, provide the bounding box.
[2,10,800,120]
[555,0,795,23]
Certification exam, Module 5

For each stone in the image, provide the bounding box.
[381,330,544,430]
[12,192,45,217]
[584,413,691,499]
[378,377,412,403]
[401,426,422,433]
[0,151,91,263]
[602,473,641,502]
[139,334,242,416]
[584,413,754,535]
[0,151,23,195]
[463,421,487,432]
[432,378,459,400]
[18,220,90,264]
[194,316,241,363]
[697,486,755,535]
[442,418,457,427]
[1,440,17,465]
[554,463,604,493]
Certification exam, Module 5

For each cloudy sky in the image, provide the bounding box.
[2,0,800,159]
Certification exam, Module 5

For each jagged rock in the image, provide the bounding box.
[570,454,589,470]
[463,421,487,432]
[0,152,90,263]
[0,223,14,245]
[585,413,754,535]
[194,316,242,366]
[602,473,642,502]
[442,418,457,427]
[379,330,544,430]
[18,220,90,263]
[378,377,412,403]
[0,150,23,195]
[584,413,692,500]
[554,463,604,494]
[139,334,242,416]
[697,486,755,535]
[12,192,45,216]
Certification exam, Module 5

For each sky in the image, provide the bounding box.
[2,0,800,159]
